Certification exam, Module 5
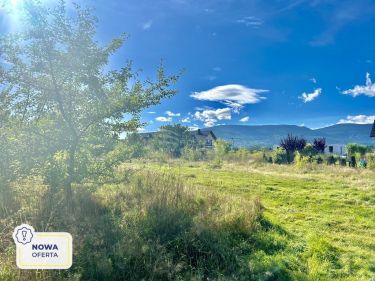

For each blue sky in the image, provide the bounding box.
[2,0,375,131]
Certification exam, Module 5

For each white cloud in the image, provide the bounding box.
[299,88,322,103]
[239,116,250,122]
[191,84,268,110]
[147,111,156,114]
[342,73,375,97]
[188,124,200,131]
[236,16,263,28]
[213,67,222,72]
[181,117,191,123]
[337,115,375,124]
[310,78,317,84]
[194,107,232,127]
[142,20,153,30]
[155,116,172,122]
[137,128,146,132]
[165,110,181,117]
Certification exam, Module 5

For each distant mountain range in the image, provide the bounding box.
[200,124,375,147]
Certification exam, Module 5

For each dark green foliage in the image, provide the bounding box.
[280,134,307,163]
[301,144,318,158]
[273,147,288,164]
[340,158,347,166]
[313,138,326,153]
[326,155,338,165]
[313,155,324,164]
[150,124,200,157]
[280,134,307,152]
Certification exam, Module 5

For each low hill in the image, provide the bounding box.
[201,124,374,147]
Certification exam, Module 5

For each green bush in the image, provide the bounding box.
[294,152,311,168]
[325,155,339,165]
[301,144,318,158]
[367,153,375,169]
[272,147,288,164]
[182,147,206,161]
[214,140,231,161]
[347,144,368,157]
[312,155,324,164]
[226,148,252,162]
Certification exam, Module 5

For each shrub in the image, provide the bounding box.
[272,148,288,164]
[280,134,307,163]
[367,153,375,169]
[214,140,231,161]
[182,147,206,161]
[294,152,311,168]
[226,148,252,163]
[358,159,368,168]
[313,155,324,164]
[346,144,368,158]
[301,144,318,158]
[313,138,326,154]
[325,155,338,165]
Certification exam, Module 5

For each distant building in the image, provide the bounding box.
[371,120,375,137]
[324,144,347,156]
[190,129,217,148]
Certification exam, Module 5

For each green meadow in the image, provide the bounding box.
[125,160,375,280]
[2,159,375,280]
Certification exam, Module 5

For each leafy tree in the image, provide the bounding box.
[346,143,368,157]
[272,147,288,164]
[279,134,307,163]
[0,1,178,201]
[151,124,199,157]
[214,140,231,161]
[313,138,326,154]
[301,144,318,158]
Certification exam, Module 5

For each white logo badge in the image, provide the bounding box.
[13,224,73,269]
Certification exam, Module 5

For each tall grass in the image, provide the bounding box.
[0,171,265,280]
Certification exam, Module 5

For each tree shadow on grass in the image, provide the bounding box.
[3,174,312,281]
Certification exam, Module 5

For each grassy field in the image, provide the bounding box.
[1,160,375,280]
[124,160,375,280]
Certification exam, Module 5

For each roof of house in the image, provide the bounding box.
[371,120,375,137]
[190,129,217,140]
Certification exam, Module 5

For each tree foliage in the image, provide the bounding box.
[151,124,199,157]
[280,134,307,152]
[313,138,326,154]
[279,134,306,163]
[346,143,368,157]
[0,1,178,198]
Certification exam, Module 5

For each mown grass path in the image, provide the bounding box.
[134,161,375,280]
